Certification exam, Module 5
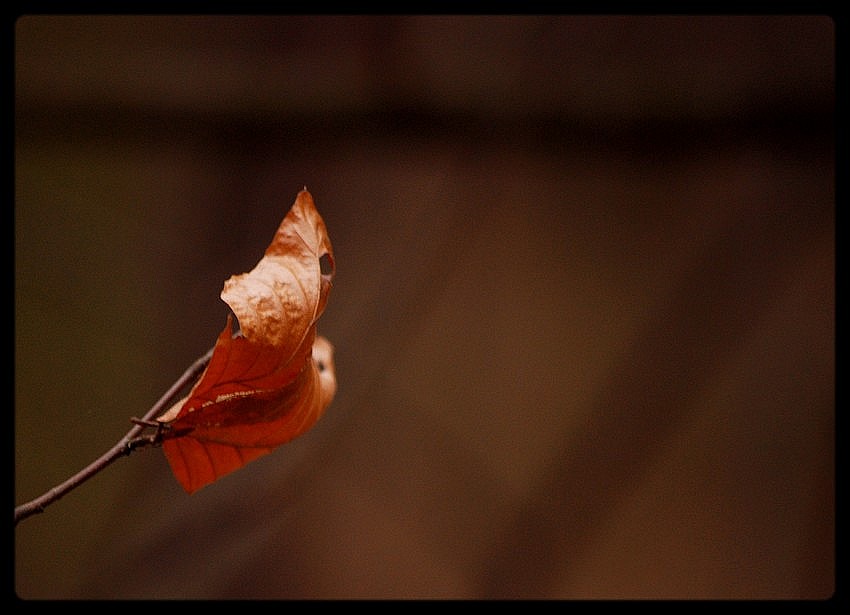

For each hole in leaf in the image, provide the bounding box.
[319,253,333,276]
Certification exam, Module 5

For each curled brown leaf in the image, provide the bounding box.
[157,189,336,493]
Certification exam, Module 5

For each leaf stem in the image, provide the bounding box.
[14,346,215,526]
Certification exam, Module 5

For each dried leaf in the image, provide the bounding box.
[157,189,336,493]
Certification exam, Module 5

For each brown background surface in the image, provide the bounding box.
[15,15,834,599]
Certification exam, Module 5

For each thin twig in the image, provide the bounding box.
[14,345,215,526]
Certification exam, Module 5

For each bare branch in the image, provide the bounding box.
[14,345,215,526]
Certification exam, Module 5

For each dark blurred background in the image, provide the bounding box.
[14,15,834,599]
